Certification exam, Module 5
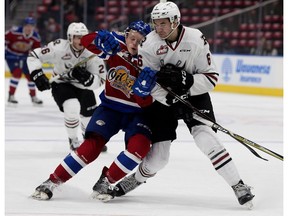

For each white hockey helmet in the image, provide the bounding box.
[67,22,88,44]
[151,1,181,24]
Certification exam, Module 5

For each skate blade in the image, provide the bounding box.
[90,191,100,199]
[32,103,43,107]
[30,191,50,200]
[7,102,18,107]
[97,194,114,202]
[90,191,114,202]
[244,200,253,210]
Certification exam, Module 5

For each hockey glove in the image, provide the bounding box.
[132,67,157,97]
[172,102,194,123]
[68,66,94,87]
[157,63,194,94]
[165,91,189,105]
[165,92,194,123]
[30,69,51,91]
[94,30,120,55]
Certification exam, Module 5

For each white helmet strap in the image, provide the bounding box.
[164,22,180,40]
[154,20,180,40]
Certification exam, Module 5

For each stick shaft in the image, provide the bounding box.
[49,54,97,83]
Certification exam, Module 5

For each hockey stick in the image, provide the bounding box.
[117,51,283,161]
[49,54,97,83]
[163,86,283,161]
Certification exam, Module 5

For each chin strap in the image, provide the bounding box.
[157,22,180,40]
[70,45,84,57]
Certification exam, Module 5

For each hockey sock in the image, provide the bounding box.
[50,134,106,183]
[65,118,79,138]
[9,68,22,95]
[135,162,156,183]
[106,134,151,183]
[192,125,241,186]
[63,99,80,139]
[134,140,171,183]
[80,116,90,136]
[76,134,106,162]
[24,73,36,96]
[215,156,242,186]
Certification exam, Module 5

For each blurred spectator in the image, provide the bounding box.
[250,37,266,55]
[63,0,75,15]
[63,0,79,31]
[262,40,278,56]
[222,41,235,54]
[44,17,61,42]
[247,9,258,23]
[75,0,84,22]
[269,1,283,15]
[250,37,278,56]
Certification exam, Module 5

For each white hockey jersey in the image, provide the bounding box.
[27,39,106,90]
[138,26,219,104]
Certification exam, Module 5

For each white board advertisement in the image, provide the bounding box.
[213,54,283,96]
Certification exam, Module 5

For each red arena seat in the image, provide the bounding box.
[231,31,240,38]
[273,40,282,48]
[264,31,273,39]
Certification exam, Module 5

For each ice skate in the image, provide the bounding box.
[232,180,255,209]
[91,167,114,202]
[31,179,60,200]
[31,96,43,106]
[113,173,143,197]
[69,137,80,150]
[7,94,18,105]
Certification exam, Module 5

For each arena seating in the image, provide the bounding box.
[34,0,283,55]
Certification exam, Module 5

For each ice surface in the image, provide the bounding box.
[4,78,285,216]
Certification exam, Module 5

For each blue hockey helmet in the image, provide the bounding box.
[24,17,36,25]
[125,21,151,36]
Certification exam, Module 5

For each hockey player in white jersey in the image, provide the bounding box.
[112,2,255,208]
[27,22,107,151]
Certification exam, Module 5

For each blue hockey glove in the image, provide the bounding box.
[132,67,157,97]
[94,30,120,55]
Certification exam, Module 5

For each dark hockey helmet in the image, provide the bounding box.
[125,21,151,37]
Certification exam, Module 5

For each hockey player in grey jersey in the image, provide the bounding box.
[27,22,107,151]
[111,2,254,209]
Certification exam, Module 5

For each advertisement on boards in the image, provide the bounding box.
[213,54,283,96]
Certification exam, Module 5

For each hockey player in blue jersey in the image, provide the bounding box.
[31,21,155,202]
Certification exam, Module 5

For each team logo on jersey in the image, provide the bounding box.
[156,45,169,55]
[61,53,72,60]
[12,41,32,52]
[96,120,105,126]
[64,63,72,70]
[107,66,135,98]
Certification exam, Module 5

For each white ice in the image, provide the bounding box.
[4,78,284,216]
